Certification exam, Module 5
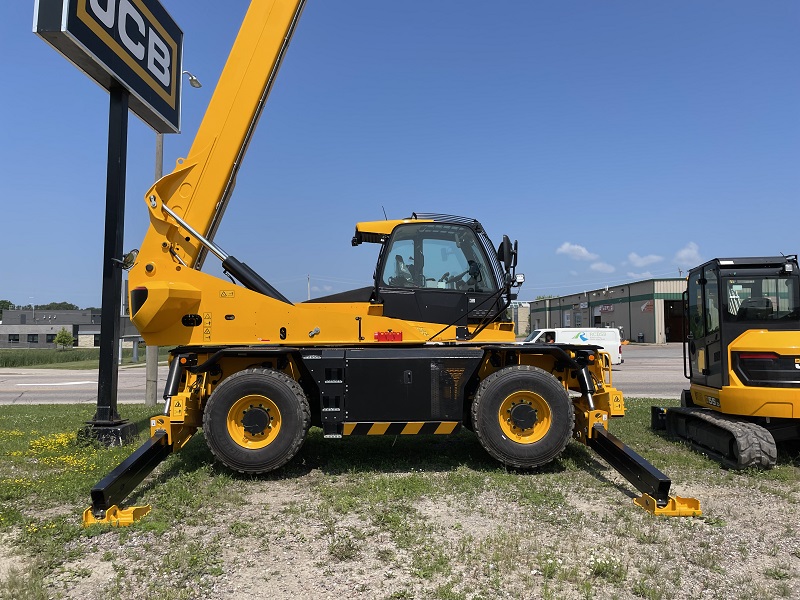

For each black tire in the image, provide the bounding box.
[472,365,574,469]
[202,367,310,474]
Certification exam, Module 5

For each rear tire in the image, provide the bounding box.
[203,368,310,474]
[472,365,574,468]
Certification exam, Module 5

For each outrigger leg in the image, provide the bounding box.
[587,422,701,516]
[82,431,172,526]
[572,363,700,517]
[83,355,195,526]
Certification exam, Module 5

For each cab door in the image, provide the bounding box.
[687,265,723,390]
[377,222,500,328]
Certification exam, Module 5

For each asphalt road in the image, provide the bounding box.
[612,343,686,399]
[0,343,686,405]
[0,365,169,406]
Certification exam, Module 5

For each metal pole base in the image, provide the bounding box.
[78,421,138,447]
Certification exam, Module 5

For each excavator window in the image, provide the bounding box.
[723,276,800,322]
[688,274,705,340]
[705,269,720,335]
[380,223,497,293]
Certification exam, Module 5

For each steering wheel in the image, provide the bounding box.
[388,276,409,287]
[445,261,481,284]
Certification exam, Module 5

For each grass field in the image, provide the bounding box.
[0,400,798,600]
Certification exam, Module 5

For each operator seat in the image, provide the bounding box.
[393,255,414,286]
[737,297,773,320]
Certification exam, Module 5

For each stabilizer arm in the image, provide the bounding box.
[83,356,201,526]
[83,430,172,526]
[573,363,701,517]
[586,422,700,516]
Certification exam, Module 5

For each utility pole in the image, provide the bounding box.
[144,132,164,407]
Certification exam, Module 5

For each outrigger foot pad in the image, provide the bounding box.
[633,494,701,517]
[82,504,152,527]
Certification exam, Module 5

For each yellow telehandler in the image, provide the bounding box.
[84,0,699,526]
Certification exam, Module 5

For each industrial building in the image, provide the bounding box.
[523,277,687,344]
[0,309,139,349]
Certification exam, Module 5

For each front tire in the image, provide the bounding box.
[472,365,574,468]
[203,368,310,474]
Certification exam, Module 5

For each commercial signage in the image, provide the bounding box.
[35,0,183,133]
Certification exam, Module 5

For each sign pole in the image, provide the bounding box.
[35,0,183,445]
[82,85,137,445]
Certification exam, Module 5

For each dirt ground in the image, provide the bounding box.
[29,444,800,600]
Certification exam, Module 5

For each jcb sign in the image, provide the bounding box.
[35,0,183,133]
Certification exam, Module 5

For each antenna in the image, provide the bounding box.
[382,206,388,220]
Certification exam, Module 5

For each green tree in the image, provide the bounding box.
[0,299,12,320]
[54,328,75,350]
[40,302,79,311]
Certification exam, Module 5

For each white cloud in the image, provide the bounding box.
[627,271,653,280]
[311,285,334,292]
[674,242,701,267]
[628,252,663,268]
[590,262,615,273]
[556,242,598,261]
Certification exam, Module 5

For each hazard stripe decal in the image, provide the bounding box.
[343,422,460,436]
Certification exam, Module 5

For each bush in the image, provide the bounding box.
[0,348,101,368]
[0,347,172,368]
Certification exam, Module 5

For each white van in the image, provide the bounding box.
[522,328,623,365]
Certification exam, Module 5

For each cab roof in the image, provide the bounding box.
[351,213,483,246]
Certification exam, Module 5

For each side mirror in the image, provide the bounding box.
[498,235,512,271]
[512,240,518,269]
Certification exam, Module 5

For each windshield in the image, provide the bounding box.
[380,223,497,293]
[723,276,800,323]
[524,329,542,342]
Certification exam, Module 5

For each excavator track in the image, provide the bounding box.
[665,407,777,470]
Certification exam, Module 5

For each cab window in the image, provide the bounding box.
[724,276,800,322]
[705,268,720,335]
[380,224,496,292]
[688,272,705,339]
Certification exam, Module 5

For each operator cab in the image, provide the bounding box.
[686,256,800,389]
[353,214,517,336]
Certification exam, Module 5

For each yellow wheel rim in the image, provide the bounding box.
[226,394,282,449]
[498,390,551,444]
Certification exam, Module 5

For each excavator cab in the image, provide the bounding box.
[685,256,800,393]
[664,256,800,468]
[354,214,518,336]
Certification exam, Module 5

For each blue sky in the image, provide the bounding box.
[2,1,799,308]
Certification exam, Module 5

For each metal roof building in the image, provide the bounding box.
[525,277,687,344]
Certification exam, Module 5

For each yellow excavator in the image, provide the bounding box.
[655,256,800,468]
[83,0,699,526]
